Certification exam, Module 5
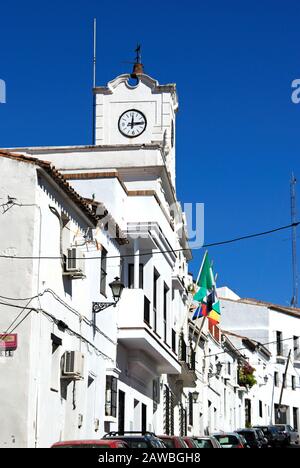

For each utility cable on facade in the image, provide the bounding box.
[0,221,298,261]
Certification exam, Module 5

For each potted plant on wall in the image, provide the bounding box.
[238,362,257,389]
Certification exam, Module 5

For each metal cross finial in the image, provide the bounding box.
[135,44,142,64]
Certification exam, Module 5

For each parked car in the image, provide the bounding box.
[183,437,199,448]
[213,432,247,448]
[253,425,284,448]
[193,436,222,448]
[253,428,268,448]
[103,431,165,448]
[253,426,275,447]
[158,435,188,448]
[274,424,300,446]
[235,429,262,448]
[51,439,129,448]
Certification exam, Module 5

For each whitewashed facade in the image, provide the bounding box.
[2,68,299,447]
[219,288,300,431]
[0,152,122,447]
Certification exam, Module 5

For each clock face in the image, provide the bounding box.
[118,109,147,138]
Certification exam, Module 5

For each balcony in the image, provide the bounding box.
[117,288,181,375]
[294,351,300,368]
[276,345,289,364]
[176,333,197,388]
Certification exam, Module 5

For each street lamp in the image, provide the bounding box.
[192,391,199,403]
[92,277,125,313]
[216,362,223,376]
[208,362,223,379]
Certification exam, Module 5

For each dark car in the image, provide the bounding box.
[103,431,165,449]
[256,425,286,447]
[158,435,188,448]
[236,429,262,448]
[253,426,282,448]
[253,428,268,448]
[51,439,129,448]
[193,436,222,448]
[213,432,247,448]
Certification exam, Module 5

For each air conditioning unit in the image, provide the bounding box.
[64,248,85,278]
[62,351,85,379]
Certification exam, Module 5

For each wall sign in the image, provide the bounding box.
[0,333,18,351]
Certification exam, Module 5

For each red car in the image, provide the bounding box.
[51,439,128,448]
[158,435,188,448]
[183,437,199,448]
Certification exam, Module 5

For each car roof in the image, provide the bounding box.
[52,439,124,447]
[236,428,256,432]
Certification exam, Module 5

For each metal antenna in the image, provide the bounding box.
[92,18,97,145]
[290,173,298,307]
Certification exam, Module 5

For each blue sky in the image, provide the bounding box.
[1,0,300,305]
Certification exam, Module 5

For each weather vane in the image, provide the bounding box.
[135,44,142,64]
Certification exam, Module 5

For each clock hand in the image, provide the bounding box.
[132,121,145,126]
[131,113,134,129]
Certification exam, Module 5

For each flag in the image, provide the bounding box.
[192,252,221,325]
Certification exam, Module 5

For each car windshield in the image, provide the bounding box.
[275,426,286,432]
[214,435,240,447]
[195,439,213,448]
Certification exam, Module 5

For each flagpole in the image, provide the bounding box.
[191,251,208,342]
[180,250,208,335]
[194,271,218,355]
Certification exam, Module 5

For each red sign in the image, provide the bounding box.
[0,334,17,350]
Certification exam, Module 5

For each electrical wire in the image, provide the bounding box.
[0,301,113,362]
[0,299,298,364]
[0,221,298,261]
[0,289,116,346]
[203,336,296,360]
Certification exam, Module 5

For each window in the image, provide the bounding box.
[172,329,176,353]
[227,362,231,375]
[276,331,283,355]
[163,283,169,343]
[153,270,159,333]
[188,392,194,426]
[128,263,144,289]
[274,371,279,387]
[292,375,296,391]
[100,247,107,296]
[283,373,287,388]
[164,385,174,435]
[144,296,150,325]
[50,334,62,392]
[179,404,187,437]
[105,376,117,417]
[259,400,263,418]
[294,336,299,358]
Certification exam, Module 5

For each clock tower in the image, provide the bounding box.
[93,60,178,187]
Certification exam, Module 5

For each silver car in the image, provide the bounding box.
[274,424,299,445]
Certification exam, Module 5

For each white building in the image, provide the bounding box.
[2,68,195,442]
[219,287,300,431]
[0,151,124,447]
[2,63,298,447]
